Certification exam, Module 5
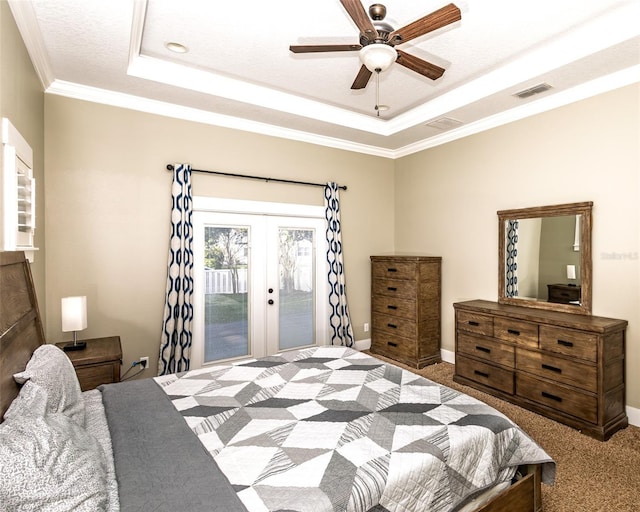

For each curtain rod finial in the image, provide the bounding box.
[166,164,174,171]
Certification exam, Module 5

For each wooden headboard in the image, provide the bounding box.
[0,251,45,420]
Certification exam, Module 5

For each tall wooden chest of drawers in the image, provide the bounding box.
[453,300,627,441]
[370,255,441,368]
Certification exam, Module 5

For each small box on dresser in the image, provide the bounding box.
[453,300,627,441]
[370,255,441,369]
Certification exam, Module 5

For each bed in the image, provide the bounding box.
[0,251,555,511]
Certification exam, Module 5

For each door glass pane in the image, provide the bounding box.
[204,225,249,362]
[278,228,314,350]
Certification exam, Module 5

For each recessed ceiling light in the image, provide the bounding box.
[165,42,188,54]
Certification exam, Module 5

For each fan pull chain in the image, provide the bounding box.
[374,69,389,117]
[375,70,381,117]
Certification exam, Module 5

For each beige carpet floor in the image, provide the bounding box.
[369,354,640,512]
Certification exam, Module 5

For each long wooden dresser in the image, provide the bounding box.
[453,300,627,441]
[370,255,441,369]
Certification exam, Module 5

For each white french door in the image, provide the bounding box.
[192,199,327,368]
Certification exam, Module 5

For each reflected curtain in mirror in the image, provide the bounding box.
[505,220,519,297]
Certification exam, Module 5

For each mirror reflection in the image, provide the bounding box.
[498,202,592,315]
[506,215,581,304]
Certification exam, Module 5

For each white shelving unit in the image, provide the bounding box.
[1,118,37,262]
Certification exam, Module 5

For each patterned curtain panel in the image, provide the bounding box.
[158,164,194,375]
[324,182,355,347]
[505,219,519,297]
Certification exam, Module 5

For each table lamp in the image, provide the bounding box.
[61,296,87,351]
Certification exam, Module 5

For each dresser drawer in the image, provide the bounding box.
[372,295,416,321]
[456,355,514,394]
[457,311,494,337]
[373,313,416,339]
[373,279,417,300]
[75,363,118,392]
[494,318,538,348]
[371,332,416,361]
[372,260,417,281]
[516,349,597,392]
[539,325,597,362]
[516,373,597,424]
[458,332,515,368]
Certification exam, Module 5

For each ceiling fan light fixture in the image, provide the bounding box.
[359,43,397,73]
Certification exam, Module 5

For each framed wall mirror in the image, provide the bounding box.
[498,202,593,315]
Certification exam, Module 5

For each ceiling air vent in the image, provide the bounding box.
[425,117,464,131]
[514,83,552,99]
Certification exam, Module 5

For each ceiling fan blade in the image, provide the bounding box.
[396,49,446,80]
[340,0,378,42]
[389,3,461,45]
[289,44,361,53]
[351,65,373,89]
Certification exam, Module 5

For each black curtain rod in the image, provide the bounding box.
[166,165,347,191]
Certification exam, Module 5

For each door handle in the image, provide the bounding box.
[268,299,274,305]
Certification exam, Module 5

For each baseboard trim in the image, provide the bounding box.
[354,338,371,351]
[441,348,455,364]
[626,405,640,428]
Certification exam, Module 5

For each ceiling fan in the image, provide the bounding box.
[289,0,461,90]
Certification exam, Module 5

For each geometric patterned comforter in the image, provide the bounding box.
[154,347,555,512]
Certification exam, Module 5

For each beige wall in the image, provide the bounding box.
[0,1,46,318]
[44,95,395,373]
[395,84,640,408]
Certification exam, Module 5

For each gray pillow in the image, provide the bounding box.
[14,344,85,426]
[0,384,109,511]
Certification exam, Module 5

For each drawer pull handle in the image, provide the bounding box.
[387,287,397,291]
[468,321,480,326]
[557,339,574,348]
[541,391,562,402]
[542,363,562,374]
[387,305,398,310]
[474,370,489,378]
[507,329,521,336]
[387,268,397,272]
[387,323,397,329]
[476,346,491,353]
[387,341,398,347]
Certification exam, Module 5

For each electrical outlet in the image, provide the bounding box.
[139,356,149,369]
[364,323,369,332]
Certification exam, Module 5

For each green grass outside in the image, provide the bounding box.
[205,290,312,324]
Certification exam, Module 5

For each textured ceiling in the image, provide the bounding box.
[9,0,640,157]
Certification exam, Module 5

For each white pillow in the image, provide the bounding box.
[3,380,48,420]
[0,382,109,511]
[14,344,85,426]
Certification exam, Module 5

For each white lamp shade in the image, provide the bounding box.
[359,43,398,73]
[61,296,87,332]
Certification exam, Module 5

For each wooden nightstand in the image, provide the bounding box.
[56,336,122,391]
[547,283,581,304]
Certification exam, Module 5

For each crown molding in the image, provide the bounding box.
[45,80,396,158]
[394,65,640,158]
[46,62,638,161]
[7,0,54,88]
